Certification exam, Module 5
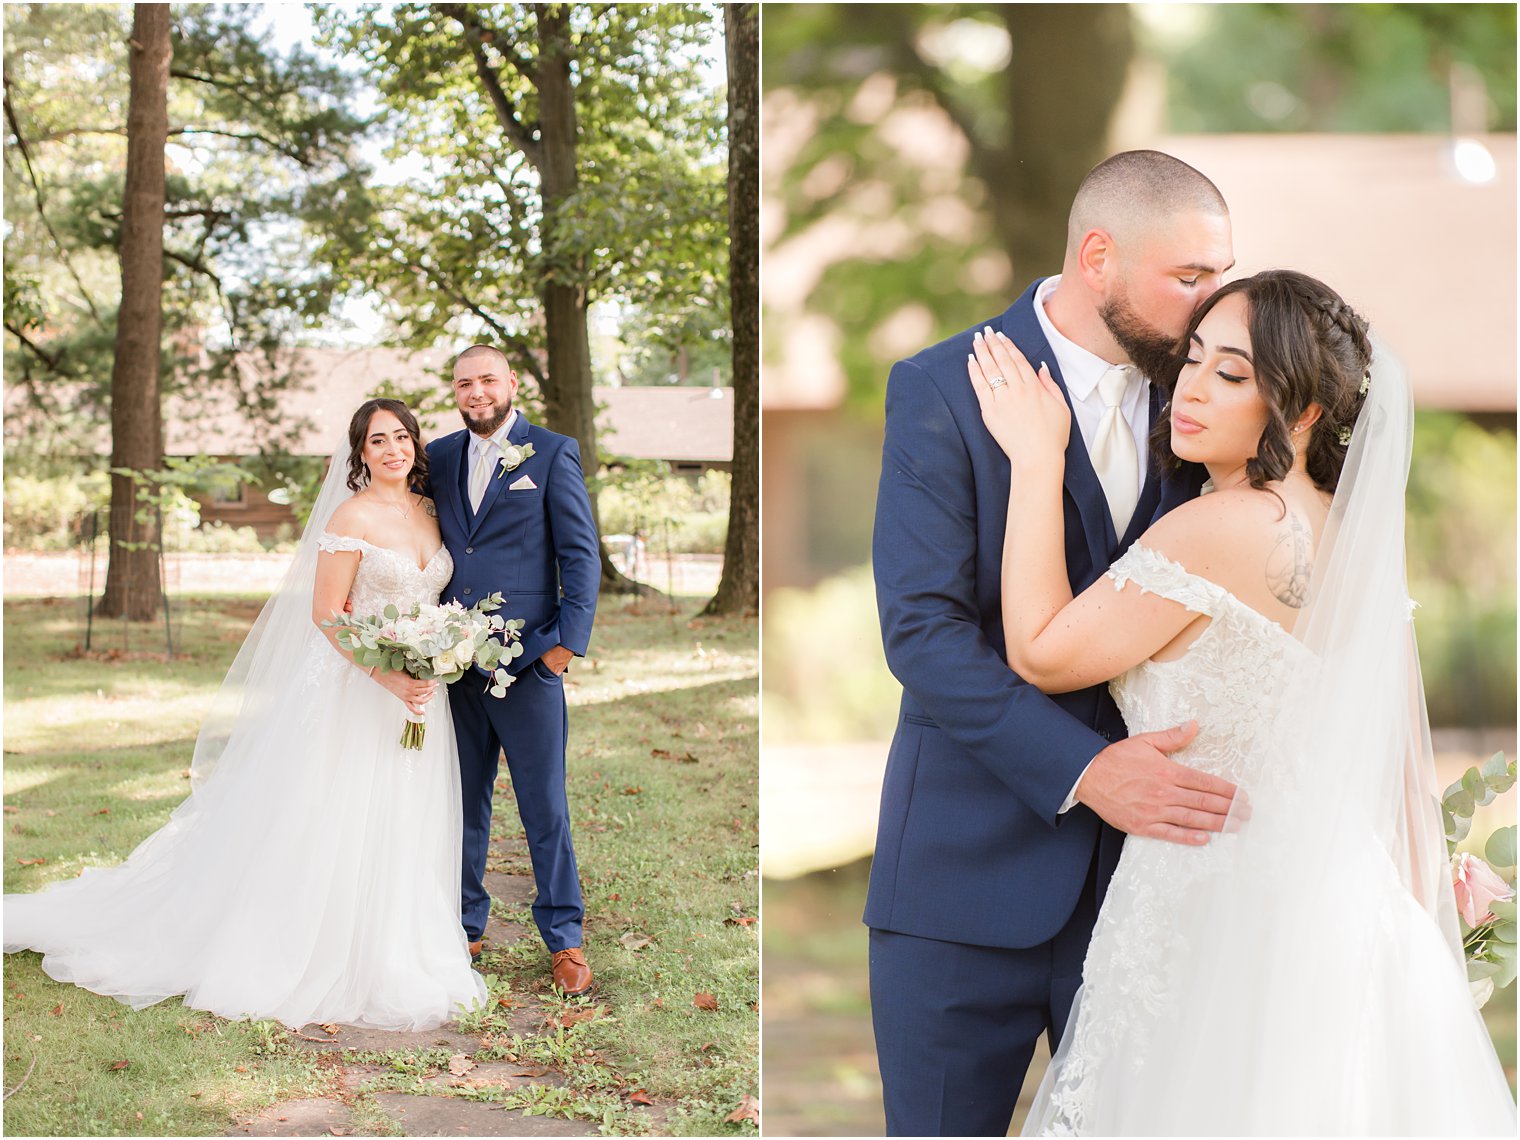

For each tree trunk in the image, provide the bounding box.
[98,3,170,622]
[531,3,646,594]
[703,2,758,616]
[984,5,1134,282]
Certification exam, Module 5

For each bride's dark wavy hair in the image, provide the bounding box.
[1149,269,1373,496]
[345,398,430,493]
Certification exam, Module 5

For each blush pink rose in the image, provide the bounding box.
[1452,852,1514,928]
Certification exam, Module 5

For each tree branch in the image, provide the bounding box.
[167,127,311,167]
[3,80,107,329]
[435,3,545,167]
[4,320,63,370]
[403,255,547,388]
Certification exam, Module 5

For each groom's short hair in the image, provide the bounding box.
[454,344,510,373]
[1066,150,1227,256]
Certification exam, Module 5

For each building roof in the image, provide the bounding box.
[763,132,1516,412]
[157,347,734,463]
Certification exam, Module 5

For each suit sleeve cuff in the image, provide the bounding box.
[1057,758,1095,815]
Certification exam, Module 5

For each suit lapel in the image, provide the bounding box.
[1119,384,1165,548]
[999,285,1113,573]
[466,413,531,540]
[439,433,469,536]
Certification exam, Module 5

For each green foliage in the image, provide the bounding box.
[309,3,728,379]
[2,2,372,463]
[1145,4,1517,133]
[2,471,110,550]
[597,467,730,554]
[1406,414,1516,728]
[763,564,899,744]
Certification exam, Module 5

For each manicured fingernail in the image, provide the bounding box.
[973,330,983,342]
[968,353,975,363]
[983,325,995,337]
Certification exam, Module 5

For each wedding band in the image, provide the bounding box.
[987,375,1008,389]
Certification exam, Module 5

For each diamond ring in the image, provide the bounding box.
[987,375,1008,390]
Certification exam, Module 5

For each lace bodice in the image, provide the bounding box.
[1035,544,1313,1136]
[316,532,454,615]
[1105,544,1309,787]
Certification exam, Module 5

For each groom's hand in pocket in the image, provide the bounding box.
[1075,721,1237,846]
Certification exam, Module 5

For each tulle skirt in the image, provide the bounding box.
[1023,832,1517,1135]
[3,639,485,1030]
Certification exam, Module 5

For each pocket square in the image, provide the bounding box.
[509,474,537,490]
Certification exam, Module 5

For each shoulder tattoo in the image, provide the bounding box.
[1265,512,1313,608]
[421,497,438,519]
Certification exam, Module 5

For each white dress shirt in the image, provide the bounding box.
[1030,277,1152,814]
[469,409,520,498]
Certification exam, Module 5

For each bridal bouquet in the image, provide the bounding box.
[1440,751,1517,1009]
[324,594,525,749]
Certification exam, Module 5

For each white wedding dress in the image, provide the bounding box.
[3,532,486,1031]
[1023,544,1516,1135]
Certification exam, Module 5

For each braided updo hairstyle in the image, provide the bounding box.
[1149,269,1373,495]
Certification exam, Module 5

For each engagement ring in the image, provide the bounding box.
[987,375,1008,389]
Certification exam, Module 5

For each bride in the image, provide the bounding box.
[967,269,1515,1134]
[4,397,486,1030]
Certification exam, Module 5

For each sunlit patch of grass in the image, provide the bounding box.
[2,592,758,1134]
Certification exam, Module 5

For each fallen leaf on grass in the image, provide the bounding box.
[3,805,18,814]
[447,1054,475,1077]
[725,1094,760,1125]
[724,916,757,927]
[548,1007,600,1028]
[49,1002,63,1017]
[693,992,719,1011]
[619,932,651,952]
[629,1089,654,1105]
[94,808,111,816]
[16,858,45,866]
[622,786,642,796]
[108,1060,130,1071]
[44,810,56,818]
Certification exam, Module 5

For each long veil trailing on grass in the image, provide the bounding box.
[188,433,356,788]
[4,434,486,1029]
[1025,335,1516,1135]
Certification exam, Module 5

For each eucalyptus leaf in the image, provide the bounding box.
[1468,957,1501,981]
[1480,751,1510,783]
[1445,787,1475,820]
[1488,898,1517,922]
[1485,825,1517,869]
[1461,768,1486,801]
[384,603,399,621]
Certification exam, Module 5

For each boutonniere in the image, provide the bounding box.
[495,441,535,479]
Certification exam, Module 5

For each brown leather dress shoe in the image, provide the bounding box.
[550,947,593,995]
[468,939,484,964]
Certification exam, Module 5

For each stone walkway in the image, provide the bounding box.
[226,787,632,1138]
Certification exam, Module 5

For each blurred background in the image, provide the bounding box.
[758,4,1517,1134]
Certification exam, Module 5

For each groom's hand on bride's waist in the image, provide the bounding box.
[1074,721,1238,846]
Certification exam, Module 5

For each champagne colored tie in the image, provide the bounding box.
[1090,365,1139,536]
[470,441,496,512]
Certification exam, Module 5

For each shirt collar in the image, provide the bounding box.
[1032,275,1135,402]
[471,409,518,454]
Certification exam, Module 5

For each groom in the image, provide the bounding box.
[429,344,600,996]
[869,151,1240,1135]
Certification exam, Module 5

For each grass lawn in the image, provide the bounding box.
[3,590,758,1136]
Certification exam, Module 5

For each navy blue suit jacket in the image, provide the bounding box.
[865,279,1204,949]
[427,416,600,674]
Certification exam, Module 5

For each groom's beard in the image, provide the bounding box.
[1099,288,1186,384]
[460,400,513,437]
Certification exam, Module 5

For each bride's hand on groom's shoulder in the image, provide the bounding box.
[1076,721,1240,847]
[967,326,1070,473]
